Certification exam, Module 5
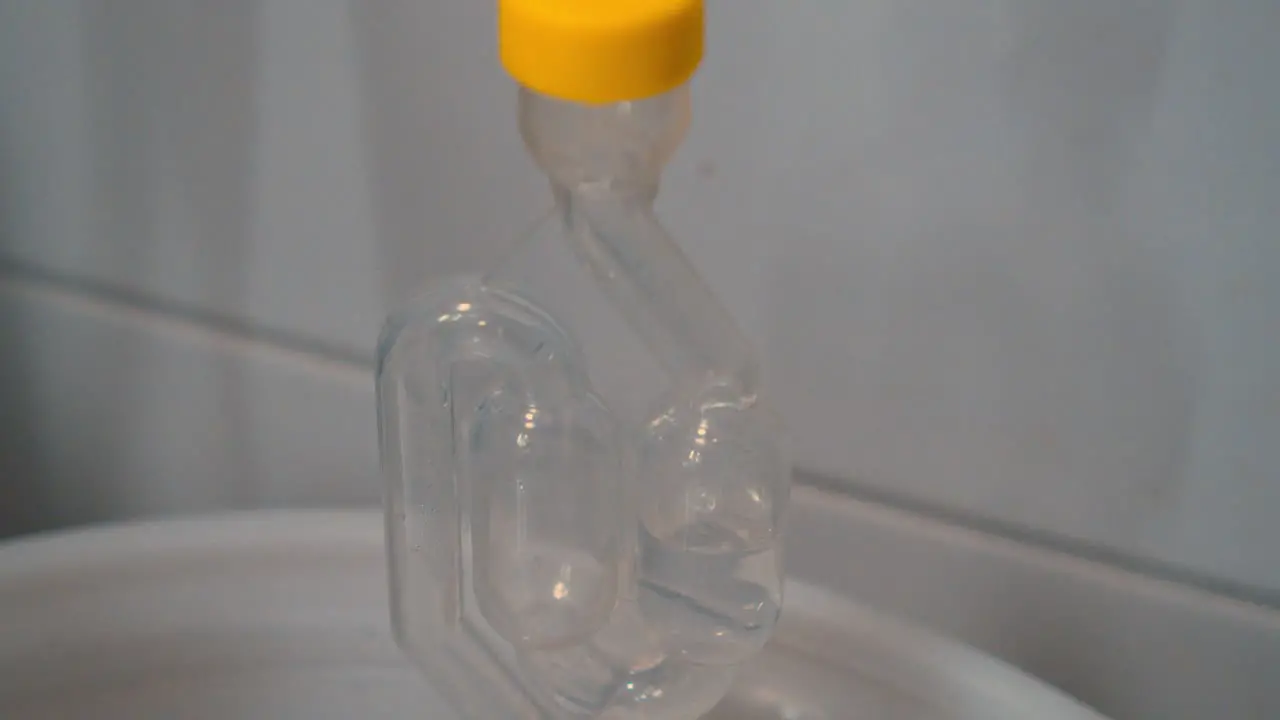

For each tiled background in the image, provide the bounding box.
[1,1,1277,717]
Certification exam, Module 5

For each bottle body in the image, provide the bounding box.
[378,86,789,719]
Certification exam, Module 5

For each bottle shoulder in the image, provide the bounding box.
[376,271,584,385]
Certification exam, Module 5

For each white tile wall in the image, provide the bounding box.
[2,0,1277,596]
[1,1,1279,716]
[0,275,377,534]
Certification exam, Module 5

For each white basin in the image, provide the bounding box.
[0,511,1107,719]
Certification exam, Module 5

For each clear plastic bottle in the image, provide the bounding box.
[377,2,789,717]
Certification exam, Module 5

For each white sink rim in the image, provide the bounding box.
[0,510,1108,719]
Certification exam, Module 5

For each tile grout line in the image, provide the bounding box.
[4,258,1275,611]
[797,470,1280,612]
[0,255,375,374]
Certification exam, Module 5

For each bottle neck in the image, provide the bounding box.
[519,87,689,195]
[520,85,759,398]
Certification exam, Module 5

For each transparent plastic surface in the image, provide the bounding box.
[378,84,790,719]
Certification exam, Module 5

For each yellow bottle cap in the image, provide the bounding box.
[499,0,704,104]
